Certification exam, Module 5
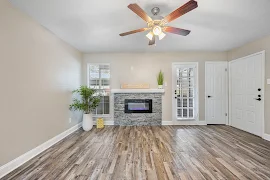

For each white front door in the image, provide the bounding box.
[205,62,228,124]
[230,52,265,136]
[172,63,198,124]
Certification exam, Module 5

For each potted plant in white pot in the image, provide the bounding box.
[69,86,100,131]
[157,70,164,89]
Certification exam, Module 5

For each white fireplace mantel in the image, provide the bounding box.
[111,89,165,94]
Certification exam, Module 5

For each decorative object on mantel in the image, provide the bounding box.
[69,86,100,131]
[157,70,164,89]
[121,83,150,89]
[96,118,104,129]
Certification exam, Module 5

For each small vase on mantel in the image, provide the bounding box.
[157,70,164,89]
[158,85,163,89]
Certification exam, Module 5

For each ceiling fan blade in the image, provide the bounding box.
[163,26,191,36]
[149,36,155,46]
[128,4,153,22]
[163,0,198,23]
[119,28,148,36]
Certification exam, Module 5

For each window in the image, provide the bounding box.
[88,64,110,116]
[175,64,197,120]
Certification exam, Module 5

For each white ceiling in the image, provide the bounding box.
[10,0,270,53]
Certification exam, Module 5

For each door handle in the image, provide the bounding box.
[255,98,261,101]
[207,96,212,98]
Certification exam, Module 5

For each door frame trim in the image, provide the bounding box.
[228,50,265,137]
[205,61,229,125]
[171,62,199,125]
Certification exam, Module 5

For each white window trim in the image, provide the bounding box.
[87,63,111,117]
[172,62,199,123]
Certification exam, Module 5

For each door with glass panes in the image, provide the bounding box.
[172,63,198,123]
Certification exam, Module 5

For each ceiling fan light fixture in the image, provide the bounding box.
[146,31,154,40]
[120,1,198,45]
[158,32,166,40]
[153,26,162,35]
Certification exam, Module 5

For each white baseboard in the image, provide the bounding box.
[92,120,207,126]
[197,121,207,125]
[103,121,114,125]
[93,120,207,126]
[162,121,174,125]
[94,120,207,126]
[162,120,207,126]
[0,123,82,179]
[94,121,114,125]
[263,133,270,141]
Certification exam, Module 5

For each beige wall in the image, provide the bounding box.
[0,0,82,165]
[227,35,270,134]
[83,52,227,122]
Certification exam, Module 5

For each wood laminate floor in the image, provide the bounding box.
[3,125,270,180]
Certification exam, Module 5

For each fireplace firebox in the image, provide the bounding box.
[124,99,152,113]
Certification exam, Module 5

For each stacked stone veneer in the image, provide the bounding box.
[114,93,162,126]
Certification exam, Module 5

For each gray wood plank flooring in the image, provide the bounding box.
[2,125,270,180]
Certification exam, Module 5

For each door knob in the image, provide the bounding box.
[255,98,261,101]
[258,88,261,91]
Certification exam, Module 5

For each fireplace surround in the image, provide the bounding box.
[112,90,163,126]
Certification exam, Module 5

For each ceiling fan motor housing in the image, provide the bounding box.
[150,7,164,26]
[151,7,160,15]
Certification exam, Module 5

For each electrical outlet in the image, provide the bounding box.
[164,82,168,87]
[267,79,270,85]
[69,118,72,123]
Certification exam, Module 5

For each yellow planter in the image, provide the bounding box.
[96,118,104,129]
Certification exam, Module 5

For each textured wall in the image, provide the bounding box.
[114,93,162,126]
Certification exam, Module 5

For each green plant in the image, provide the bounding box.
[69,86,100,114]
[157,70,164,85]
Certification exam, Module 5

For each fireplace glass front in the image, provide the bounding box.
[124,99,152,113]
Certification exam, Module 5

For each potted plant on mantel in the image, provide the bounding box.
[69,86,100,131]
[157,70,164,89]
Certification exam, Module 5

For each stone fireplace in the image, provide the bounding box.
[112,89,164,126]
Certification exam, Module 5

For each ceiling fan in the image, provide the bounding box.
[119,0,198,45]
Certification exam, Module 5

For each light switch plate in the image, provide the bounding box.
[267,79,270,85]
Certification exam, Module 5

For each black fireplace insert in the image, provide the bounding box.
[124,99,152,113]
